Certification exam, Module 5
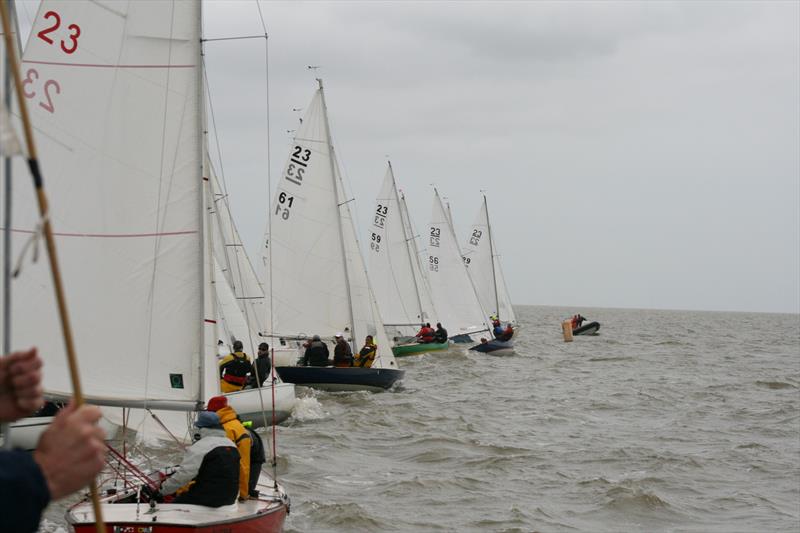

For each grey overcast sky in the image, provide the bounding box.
[16,1,800,314]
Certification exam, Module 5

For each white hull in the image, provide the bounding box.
[68,474,289,532]
[225,382,296,428]
[4,415,119,451]
[271,346,303,367]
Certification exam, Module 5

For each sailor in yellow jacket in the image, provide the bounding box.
[207,395,251,500]
[218,340,253,393]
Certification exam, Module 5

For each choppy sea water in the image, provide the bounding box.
[42,306,800,532]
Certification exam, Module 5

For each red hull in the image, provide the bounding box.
[71,505,287,533]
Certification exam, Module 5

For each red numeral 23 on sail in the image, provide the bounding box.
[37,11,81,54]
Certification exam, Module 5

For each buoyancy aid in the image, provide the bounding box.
[219,352,251,385]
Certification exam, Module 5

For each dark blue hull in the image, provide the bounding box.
[469,339,515,355]
[275,366,404,392]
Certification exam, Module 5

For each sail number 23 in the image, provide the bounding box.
[37,11,81,54]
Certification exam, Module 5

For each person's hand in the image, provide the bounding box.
[0,347,44,422]
[33,401,107,500]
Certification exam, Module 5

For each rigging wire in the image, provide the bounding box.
[254,0,282,485]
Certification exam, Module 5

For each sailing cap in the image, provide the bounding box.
[206,395,228,412]
[335,332,343,338]
[195,411,221,429]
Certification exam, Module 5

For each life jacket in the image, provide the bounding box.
[417,327,435,343]
[356,344,376,367]
[220,352,251,385]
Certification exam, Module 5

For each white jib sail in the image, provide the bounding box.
[426,190,489,336]
[208,158,267,350]
[462,197,516,324]
[8,1,204,407]
[368,163,437,339]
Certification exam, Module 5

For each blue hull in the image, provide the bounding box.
[469,339,514,355]
[275,366,404,392]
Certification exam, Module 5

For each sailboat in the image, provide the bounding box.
[463,195,516,355]
[207,160,296,427]
[368,162,446,357]
[270,80,404,392]
[426,189,491,343]
[8,1,288,530]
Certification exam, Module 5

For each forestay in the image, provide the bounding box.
[9,1,205,407]
[426,191,489,336]
[368,163,437,338]
[462,198,516,324]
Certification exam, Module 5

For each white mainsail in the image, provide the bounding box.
[462,196,517,324]
[9,1,205,408]
[426,190,490,336]
[368,163,437,338]
[265,81,397,368]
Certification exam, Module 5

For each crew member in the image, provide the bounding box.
[354,335,377,368]
[158,411,239,507]
[415,323,435,343]
[333,333,354,367]
[299,335,331,366]
[207,396,252,501]
[219,340,252,393]
[433,323,448,343]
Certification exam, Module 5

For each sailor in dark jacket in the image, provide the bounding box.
[253,342,271,387]
[159,411,239,507]
[433,323,448,343]
[299,335,331,366]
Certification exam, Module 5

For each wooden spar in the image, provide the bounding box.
[0,3,107,532]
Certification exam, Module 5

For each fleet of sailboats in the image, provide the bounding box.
[5,1,289,530]
[0,0,518,528]
[368,162,447,356]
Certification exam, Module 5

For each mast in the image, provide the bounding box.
[198,4,210,405]
[484,195,500,319]
[318,78,356,349]
[390,162,425,323]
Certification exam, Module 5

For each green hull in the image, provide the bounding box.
[391,341,449,357]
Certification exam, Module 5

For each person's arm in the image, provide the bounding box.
[0,450,50,532]
[161,444,204,495]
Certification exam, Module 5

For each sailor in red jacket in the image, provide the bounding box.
[415,323,435,343]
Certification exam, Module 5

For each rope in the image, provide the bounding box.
[11,212,47,278]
